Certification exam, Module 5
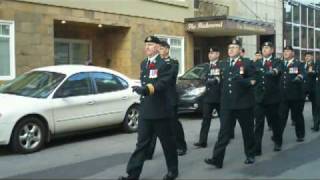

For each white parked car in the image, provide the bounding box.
[0,65,140,153]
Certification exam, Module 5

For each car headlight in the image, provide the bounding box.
[183,87,206,97]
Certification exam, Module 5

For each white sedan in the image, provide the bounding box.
[0,65,140,154]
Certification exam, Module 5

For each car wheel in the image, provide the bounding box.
[123,105,139,133]
[11,117,46,154]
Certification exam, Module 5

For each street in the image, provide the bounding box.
[0,102,319,179]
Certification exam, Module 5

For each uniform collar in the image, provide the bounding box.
[263,55,272,62]
[148,54,159,63]
[210,59,218,65]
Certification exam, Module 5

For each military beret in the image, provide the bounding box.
[262,41,273,48]
[159,40,170,48]
[229,39,241,46]
[209,47,219,52]
[255,50,262,55]
[283,46,294,51]
[144,35,160,44]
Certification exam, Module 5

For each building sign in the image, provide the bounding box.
[187,21,223,31]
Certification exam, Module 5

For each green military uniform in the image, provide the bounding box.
[314,60,320,131]
[253,51,283,154]
[279,46,306,143]
[124,36,178,180]
[205,40,256,168]
[147,56,187,157]
[303,59,318,130]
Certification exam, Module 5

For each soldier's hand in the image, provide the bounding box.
[132,86,148,95]
[250,80,256,86]
[265,70,274,76]
[293,76,303,83]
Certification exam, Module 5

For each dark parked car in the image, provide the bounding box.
[177,63,218,117]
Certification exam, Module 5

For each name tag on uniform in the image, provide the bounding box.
[289,67,298,74]
[211,68,220,76]
[149,69,158,78]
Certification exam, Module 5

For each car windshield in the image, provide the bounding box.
[0,71,66,98]
[180,65,208,80]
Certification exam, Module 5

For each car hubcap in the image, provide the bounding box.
[19,123,42,150]
[127,108,139,129]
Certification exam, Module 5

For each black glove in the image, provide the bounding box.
[265,70,274,76]
[132,86,148,96]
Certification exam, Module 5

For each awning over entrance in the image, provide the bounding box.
[185,16,275,37]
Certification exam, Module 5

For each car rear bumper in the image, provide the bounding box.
[0,123,12,145]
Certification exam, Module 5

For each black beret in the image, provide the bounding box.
[283,46,294,51]
[229,39,241,46]
[209,47,219,52]
[144,35,160,44]
[262,41,273,48]
[305,52,313,56]
[255,51,262,54]
[159,40,170,48]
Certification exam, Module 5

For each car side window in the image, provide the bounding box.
[91,72,127,93]
[54,73,92,98]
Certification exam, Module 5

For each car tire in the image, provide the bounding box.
[11,117,46,154]
[123,105,139,133]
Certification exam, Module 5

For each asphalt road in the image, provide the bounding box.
[0,102,319,179]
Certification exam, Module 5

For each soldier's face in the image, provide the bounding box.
[305,54,313,62]
[255,54,262,60]
[159,46,169,58]
[144,42,159,57]
[208,51,220,61]
[262,46,274,57]
[283,50,294,60]
[228,45,240,58]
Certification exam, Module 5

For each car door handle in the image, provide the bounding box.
[87,101,96,105]
[121,96,128,100]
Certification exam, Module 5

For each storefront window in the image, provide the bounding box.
[293,26,300,47]
[301,5,307,25]
[293,5,300,24]
[301,26,307,48]
[308,8,314,27]
[309,28,314,49]
[0,21,15,80]
[316,10,320,27]
[284,23,292,46]
[317,30,320,49]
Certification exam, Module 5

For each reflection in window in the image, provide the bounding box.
[316,30,320,49]
[316,10,320,27]
[57,73,92,97]
[301,5,307,25]
[284,23,292,46]
[91,72,126,93]
[294,26,300,47]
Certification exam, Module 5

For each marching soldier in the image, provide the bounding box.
[146,40,187,158]
[303,52,318,131]
[253,51,262,62]
[279,46,306,145]
[194,47,222,148]
[253,42,283,155]
[119,36,178,180]
[204,39,256,168]
[315,60,320,132]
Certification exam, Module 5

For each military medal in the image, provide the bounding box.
[149,69,158,78]
[289,67,298,74]
[308,65,313,73]
[240,66,244,75]
[213,68,220,76]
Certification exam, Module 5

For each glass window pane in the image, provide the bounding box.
[316,10,320,27]
[54,42,69,65]
[293,5,300,24]
[294,49,300,60]
[0,24,9,36]
[316,52,320,61]
[285,2,292,22]
[170,38,181,47]
[301,5,307,25]
[294,26,300,47]
[284,23,292,46]
[0,37,10,76]
[58,73,92,97]
[91,72,125,93]
[71,43,89,64]
[301,27,307,48]
[317,30,320,49]
[308,8,314,26]
[170,47,183,74]
[309,28,314,49]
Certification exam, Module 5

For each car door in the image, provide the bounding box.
[89,72,132,126]
[52,72,98,134]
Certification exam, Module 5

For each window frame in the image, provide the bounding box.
[154,34,185,75]
[54,38,92,65]
[0,20,15,81]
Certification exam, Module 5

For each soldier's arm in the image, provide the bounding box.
[238,60,257,87]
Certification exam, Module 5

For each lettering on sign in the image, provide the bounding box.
[187,21,223,30]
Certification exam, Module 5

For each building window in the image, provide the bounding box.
[316,10,320,27]
[316,30,320,49]
[308,8,314,27]
[293,26,300,47]
[293,5,300,24]
[0,20,15,81]
[309,28,314,49]
[156,35,185,75]
[284,23,292,46]
[54,39,91,65]
[301,26,307,48]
